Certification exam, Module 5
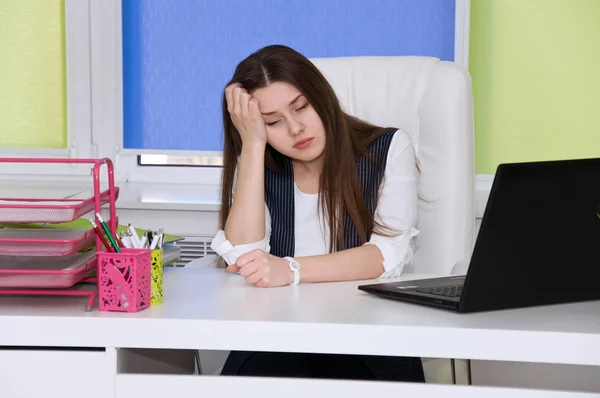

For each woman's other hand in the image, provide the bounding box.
[225,83,267,148]
[226,249,293,287]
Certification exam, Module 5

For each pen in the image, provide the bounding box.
[115,232,124,248]
[149,233,160,250]
[151,229,164,250]
[90,219,113,252]
[96,212,121,253]
[120,231,133,248]
[158,231,164,249]
[140,231,148,249]
[128,224,142,248]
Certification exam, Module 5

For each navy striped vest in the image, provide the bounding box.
[264,129,397,257]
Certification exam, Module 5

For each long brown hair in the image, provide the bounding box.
[220,44,400,253]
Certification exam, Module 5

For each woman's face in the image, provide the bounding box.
[252,82,326,165]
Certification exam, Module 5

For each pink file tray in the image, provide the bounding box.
[0,228,95,257]
[0,251,96,289]
[0,187,120,223]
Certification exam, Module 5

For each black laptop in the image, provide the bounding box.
[358,158,600,313]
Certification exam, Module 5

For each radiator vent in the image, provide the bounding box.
[172,235,216,267]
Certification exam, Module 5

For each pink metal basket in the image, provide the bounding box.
[0,251,97,288]
[97,248,151,312]
[0,228,96,257]
[0,187,120,223]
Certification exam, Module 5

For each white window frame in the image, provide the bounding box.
[0,0,96,180]
[90,0,472,185]
[455,0,471,70]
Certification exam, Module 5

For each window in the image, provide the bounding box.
[2,0,469,183]
[0,0,94,177]
[115,0,466,183]
[122,0,458,152]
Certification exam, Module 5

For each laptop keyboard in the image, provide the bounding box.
[416,284,463,298]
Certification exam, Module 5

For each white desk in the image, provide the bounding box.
[1,268,600,398]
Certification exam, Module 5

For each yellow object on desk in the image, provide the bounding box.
[150,248,164,305]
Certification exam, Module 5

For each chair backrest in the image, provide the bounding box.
[310,56,475,275]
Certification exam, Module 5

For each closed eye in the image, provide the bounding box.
[266,104,308,126]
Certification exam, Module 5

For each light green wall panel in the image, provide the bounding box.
[470,0,600,174]
[0,0,67,148]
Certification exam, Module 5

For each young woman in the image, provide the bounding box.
[211,45,424,382]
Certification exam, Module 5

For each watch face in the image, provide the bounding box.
[289,260,300,271]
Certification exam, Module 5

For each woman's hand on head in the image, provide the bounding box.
[225,83,267,148]
[226,249,293,288]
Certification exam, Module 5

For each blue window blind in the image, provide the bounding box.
[122,0,456,151]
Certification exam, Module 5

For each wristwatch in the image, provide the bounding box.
[284,257,301,285]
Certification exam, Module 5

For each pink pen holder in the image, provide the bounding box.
[97,248,151,312]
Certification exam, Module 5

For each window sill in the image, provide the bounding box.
[116,182,221,211]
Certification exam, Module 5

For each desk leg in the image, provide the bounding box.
[195,350,203,375]
[467,359,472,385]
[450,358,473,385]
[451,359,457,384]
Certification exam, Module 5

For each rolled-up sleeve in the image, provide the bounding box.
[210,203,272,266]
[364,131,420,278]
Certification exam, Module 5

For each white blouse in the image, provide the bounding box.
[211,129,419,278]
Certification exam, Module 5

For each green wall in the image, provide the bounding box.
[0,0,66,148]
[470,0,600,174]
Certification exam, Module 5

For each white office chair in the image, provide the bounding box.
[310,55,475,276]
[309,55,476,385]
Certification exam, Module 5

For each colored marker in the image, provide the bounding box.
[95,212,121,253]
[90,219,113,252]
